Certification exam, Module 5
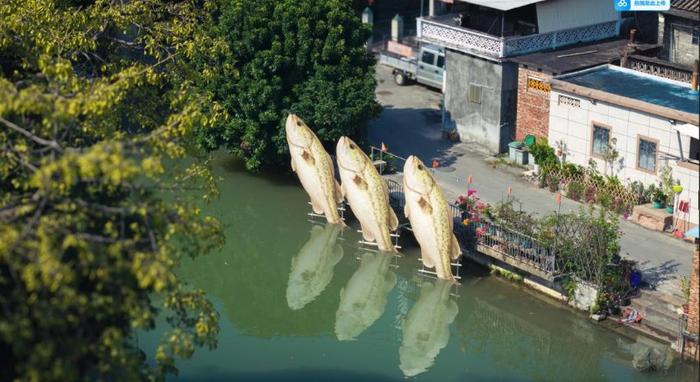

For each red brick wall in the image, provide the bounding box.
[515,68,551,142]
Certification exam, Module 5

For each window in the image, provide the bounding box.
[591,124,610,158]
[637,137,658,173]
[469,84,482,104]
[436,55,445,69]
[693,28,699,45]
[421,51,436,65]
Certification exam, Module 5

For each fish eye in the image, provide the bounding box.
[349,143,355,150]
[296,121,302,126]
[417,164,423,170]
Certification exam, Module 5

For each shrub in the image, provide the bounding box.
[585,186,597,203]
[530,141,557,167]
[567,180,584,201]
[547,174,560,192]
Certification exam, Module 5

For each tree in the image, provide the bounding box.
[0,0,227,380]
[199,0,381,170]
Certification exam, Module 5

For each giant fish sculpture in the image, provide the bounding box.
[399,279,459,377]
[334,252,397,341]
[402,156,461,281]
[285,114,344,225]
[336,136,399,252]
[286,224,344,310]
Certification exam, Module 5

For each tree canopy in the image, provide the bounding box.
[0,0,227,380]
[199,0,381,170]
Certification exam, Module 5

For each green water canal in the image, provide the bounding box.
[140,155,698,381]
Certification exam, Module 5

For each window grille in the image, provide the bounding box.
[558,94,580,108]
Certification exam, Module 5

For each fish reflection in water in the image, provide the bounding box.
[335,252,397,341]
[286,224,344,310]
[399,279,458,377]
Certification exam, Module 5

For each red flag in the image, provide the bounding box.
[381,142,388,152]
[555,193,561,205]
[432,160,440,168]
[467,175,473,184]
[507,187,512,196]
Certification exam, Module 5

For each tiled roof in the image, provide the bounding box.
[671,0,699,13]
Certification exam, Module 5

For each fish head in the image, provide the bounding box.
[336,136,369,174]
[334,310,366,341]
[399,333,434,377]
[285,114,315,149]
[403,156,435,195]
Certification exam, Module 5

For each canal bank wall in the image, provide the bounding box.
[382,172,689,357]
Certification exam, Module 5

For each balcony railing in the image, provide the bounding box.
[627,55,694,83]
[417,16,619,60]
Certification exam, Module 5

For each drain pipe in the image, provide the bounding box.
[692,60,699,92]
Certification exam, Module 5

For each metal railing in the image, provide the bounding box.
[627,55,693,83]
[386,177,557,277]
[418,16,619,60]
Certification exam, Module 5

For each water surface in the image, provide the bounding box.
[140,155,698,381]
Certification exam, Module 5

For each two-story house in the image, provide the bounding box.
[417,0,621,152]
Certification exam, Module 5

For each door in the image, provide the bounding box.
[416,49,444,89]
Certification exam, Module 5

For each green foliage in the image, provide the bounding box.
[562,276,578,300]
[370,151,398,174]
[680,275,691,302]
[651,186,666,203]
[489,265,524,282]
[200,0,381,171]
[0,0,226,380]
[566,180,584,202]
[529,140,557,167]
[538,207,622,286]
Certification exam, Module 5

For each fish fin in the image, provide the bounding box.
[335,180,344,203]
[418,197,433,214]
[310,198,324,214]
[301,150,315,165]
[360,225,375,242]
[388,207,399,231]
[420,250,435,268]
[404,203,410,219]
[352,174,368,190]
[291,157,297,172]
[450,234,462,260]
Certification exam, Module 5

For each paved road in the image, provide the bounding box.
[369,64,694,296]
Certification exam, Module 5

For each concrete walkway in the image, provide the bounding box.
[369,65,694,298]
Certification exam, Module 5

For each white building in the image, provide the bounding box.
[548,65,699,227]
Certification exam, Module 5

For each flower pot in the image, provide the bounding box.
[665,205,674,214]
[673,184,683,194]
[651,200,664,209]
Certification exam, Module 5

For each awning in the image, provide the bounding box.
[674,122,700,140]
[460,0,548,11]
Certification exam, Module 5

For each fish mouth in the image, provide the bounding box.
[336,136,363,173]
[285,114,310,148]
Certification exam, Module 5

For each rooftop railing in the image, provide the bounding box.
[417,16,619,60]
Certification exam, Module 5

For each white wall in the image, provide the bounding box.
[548,90,699,226]
[536,0,619,33]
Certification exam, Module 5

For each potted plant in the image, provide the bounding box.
[651,187,665,209]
